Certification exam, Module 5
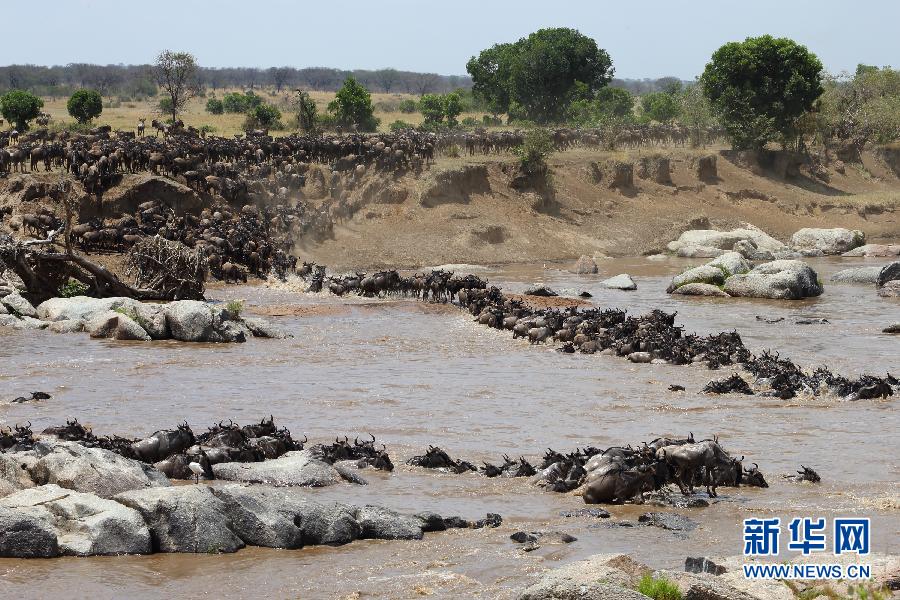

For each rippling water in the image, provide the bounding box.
[0,257,898,599]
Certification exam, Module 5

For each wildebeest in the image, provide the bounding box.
[130,422,196,463]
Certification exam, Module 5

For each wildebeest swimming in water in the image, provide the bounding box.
[481,455,537,478]
[309,434,394,471]
[785,465,821,483]
[301,263,898,402]
[0,422,35,452]
[407,446,477,474]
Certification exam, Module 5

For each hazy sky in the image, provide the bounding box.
[5,0,897,78]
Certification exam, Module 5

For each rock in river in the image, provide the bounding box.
[0,484,151,556]
[115,486,244,554]
[212,449,357,487]
[723,260,823,300]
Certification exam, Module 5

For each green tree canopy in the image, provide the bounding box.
[701,35,823,149]
[467,28,614,123]
[66,89,103,124]
[419,94,445,125]
[327,77,379,131]
[153,50,198,122]
[0,90,44,131]
[641,91,681,123]
[443,92,463,127]
[566,87,634,125]
[244,103,282,131]
[293,90,318,132]
[205,97,224,114]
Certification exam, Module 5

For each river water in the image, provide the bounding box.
[1,257,898,599]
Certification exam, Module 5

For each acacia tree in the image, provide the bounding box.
[269,67,292,92]
[701,35,823,149]
[153,50,198,123]
[293,90,318,132]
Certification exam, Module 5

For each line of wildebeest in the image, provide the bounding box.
[0,413,823,506]
[299,264,897,402]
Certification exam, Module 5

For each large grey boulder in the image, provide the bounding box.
[708,251,751,276]
[48,319,84,334]
[115,486,244,553]
[878,281,900,297]
[668,225,784,255]
[790,227,865,255]
[571,255,599,274]
[211,485,310,549]
[732,239,774,261]
[242,317,289,339]
[0,484,150,556]
[723,260,823,300]
[675,245,725,258]
[0,505,60,557]
[165,300,246,343]
[877,261,900,287]
[667,265,726,293]
[36,296,143,322]
[212,485,362,547]
[0,453,35,498]
[842,244,900,257]
[357,505,424,540]
[28,441,170,498]
[0,302,6,314]
[672,283,730,297]
[86,310,151,341]
[212,450,347,487]
[600,274,637,290]
[1,293,37,318]
[132,303,170,339]
[519,553,651,600]
[829,266,882,284]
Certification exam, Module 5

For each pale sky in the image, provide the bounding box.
[4,0,897,78]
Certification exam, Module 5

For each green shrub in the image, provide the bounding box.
[206,97,224,114]
[327,76,379,131]
[225,300,244,317]
[243,103,283,131]
[461,116,479,127]
[58,279,89,298]
[399,98,418,113]
[514,128,554,176]
[67,89,103,123]
[389,119,414,131]
[636,575,682,600]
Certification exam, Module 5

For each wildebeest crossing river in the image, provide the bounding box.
[1,257,897,598]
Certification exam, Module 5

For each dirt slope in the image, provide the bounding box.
[306,146,900,270]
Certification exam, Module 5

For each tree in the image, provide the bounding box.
[66,89,103,123]
[269,67,292,92]
[375,68,400,93]
[293,90,317,132]
[0,89,44,131]
[444,91,463,127]
[595,87,634,118]
[641,91,681,123]
[243,103,282,131]
[419,94,445,125]
[701,35,823,149]
[153,50,198,123]
[327,76,379,131]
[679,83,715,147]
[468,28,614,123]
[205,97,224,114]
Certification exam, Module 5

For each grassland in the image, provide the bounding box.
[37,88,489,137]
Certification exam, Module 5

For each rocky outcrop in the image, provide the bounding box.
[115,486,245,554]
[842,243,900,257]
[829,266,883,284]
[0,453,34,498]
[1,292,37,317]
[723,260,823,300]
[667,265,726,293]
[22,296,287,343]
[668,225,784,258]
[0,505,60,558]
[357,505,425,540]
[672,283,730,297]
[790,227,865,256]
[27,441,170,499]
[0,484,151,556]
[571,255,599,274]
[518,553,651,600]
[212,450,355,487]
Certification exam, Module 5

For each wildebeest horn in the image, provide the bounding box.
[301,435,308,443]
[369,433,375,442]
[354,436,359,445]
[753,463,759,470]
[381,444,386,451]
[689,431,694,440]
[740,455,745,461]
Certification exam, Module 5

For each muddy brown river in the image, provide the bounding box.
[1,258,898,599]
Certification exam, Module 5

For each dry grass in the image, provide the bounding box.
[37,88,488,136]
